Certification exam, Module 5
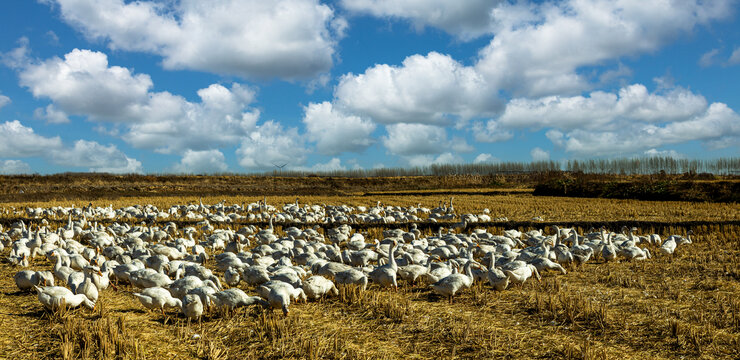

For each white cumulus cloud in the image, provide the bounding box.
[0,120,63,158]
[0,94,9,109]
[0,160,32,174]
[729,48,740,65]
[472,120,514,143]
[19,49,152,122]
[0,120,141,172]
[303,102,376,155]
[530,147,550,161]
[497,83,708,131]
[15,48,260,154]
[34,104,70,124]
[473,153,498,164]
[475,0,733,96]
[237,120,308,171]
[556,103,740,156]
[340,0,500,40]
[173,150,229,174]
[335,52,500,126]
[382,123,449,156]
[48,0,340,79]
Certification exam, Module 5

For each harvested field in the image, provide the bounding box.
[1,191,738,359]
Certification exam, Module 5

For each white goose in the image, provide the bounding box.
[133,287,182,316]
[503,262,541,285]
[14,270,54,291]
[35,285,95,310]
[369,239,398,290]
[209,288,269,313]
[431,262,477,303]
[485,253,509,291]
[301,276,339,300]
[181,294,204,324]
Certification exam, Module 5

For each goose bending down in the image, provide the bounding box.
[334,269,368,290]
[530,256,567,275]
[35,285,95,310]
[133,287,182,317]
[209,288,268,313]
[224,268,241,287]
[504,263,541,285]
[397,254,431,285]
[257,281,307,316]
[619,246,651,261]
[14,270,54,291]
[129,268,173,289]
[181,294,204,324]
[431,262,477,303]
[169,276,219,299]
[302,276,339,300]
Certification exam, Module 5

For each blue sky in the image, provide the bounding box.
[0,0,738,174]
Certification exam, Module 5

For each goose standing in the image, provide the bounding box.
[431,262,477,303]
[601,231,617,263]
[369,239,398,290]
[485,253,509,291]
[76,267,102,302]
[133,287,182,317]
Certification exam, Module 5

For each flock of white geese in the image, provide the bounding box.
[2,199,694,322]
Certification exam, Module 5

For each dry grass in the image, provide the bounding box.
[0,194,739,359]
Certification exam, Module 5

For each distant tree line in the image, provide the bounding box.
[265,157,740,177]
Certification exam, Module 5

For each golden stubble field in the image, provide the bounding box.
[0,192,739,359]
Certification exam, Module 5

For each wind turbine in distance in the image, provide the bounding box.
[272,162,287,175]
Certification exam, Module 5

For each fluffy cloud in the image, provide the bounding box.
[50,140,139,172]
[34,104,70,124]
[293,158,347,172]
[644,149,685,159]
[173,150,229,174]
[497,84,708,130]
[699,49,721,67]
[530,147,549,161]
[475,0,732,96]
[237,121,308,171]
[0,94,9,109]
[0,120,141,172]
[729,48,740,65]
[19,49,152,122]
[472,120,514,143]
[340,0,498,40]
[552,103,740,156]
[16,49,259,154]
[303,102,376,155]
[124,84,260,154]
[382,123,449,156]
[48,0,340,79]
[473,153,498,164]
[335,52,500,125]
[406,152,463,167]
[0,160,32,174]
[0,120,63,157]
